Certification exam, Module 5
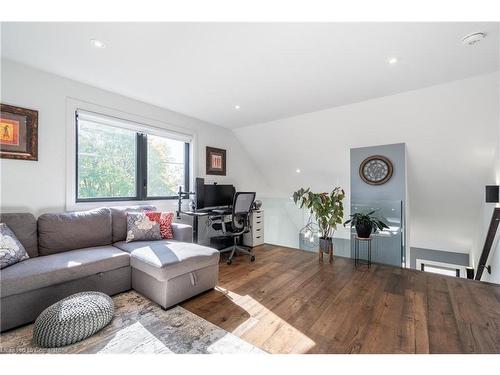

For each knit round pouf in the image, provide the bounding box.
[33,291,114,348]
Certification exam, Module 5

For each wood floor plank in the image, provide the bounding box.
[423,275,464,353]
[183,245,500,354]
[331,267,392,354]
[447,278,499,353]
[401,271,430,354]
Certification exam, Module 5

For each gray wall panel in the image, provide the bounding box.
[410,247,470,269]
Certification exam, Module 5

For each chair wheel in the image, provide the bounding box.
[250,256,255,262]
[227,259,232,265]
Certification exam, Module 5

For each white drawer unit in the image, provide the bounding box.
[243,209,264,247]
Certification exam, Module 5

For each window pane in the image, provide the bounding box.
[423,265,458,277]
[77,120,137,199]
[147,134,186,197]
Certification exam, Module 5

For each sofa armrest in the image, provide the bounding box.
[171,223,193,243]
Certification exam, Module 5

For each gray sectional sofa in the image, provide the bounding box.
[0,206,220,332]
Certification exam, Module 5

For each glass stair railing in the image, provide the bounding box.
[259,197,405,267]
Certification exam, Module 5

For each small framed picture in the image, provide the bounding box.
[206,146,226,176]
[0,103,38,161]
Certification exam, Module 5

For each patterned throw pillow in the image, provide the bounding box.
[0,223,29,269]
[144,211,174,239]
[125,212,162,243]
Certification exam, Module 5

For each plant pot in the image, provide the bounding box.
[319,237,333,254]
[355,223,372,238]
[319,237,334,263]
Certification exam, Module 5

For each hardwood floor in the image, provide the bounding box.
[181,244,500,354]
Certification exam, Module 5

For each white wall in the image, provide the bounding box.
[2,58,499,273]
[482,73,500,283]
[0,59,271,216]
[234,73,500,266]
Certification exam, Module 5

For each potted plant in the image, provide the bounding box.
[293,187,345,260]
[343,211,389,238]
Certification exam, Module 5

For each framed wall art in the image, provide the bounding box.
[206,146,226,176]
[0,103,38,161]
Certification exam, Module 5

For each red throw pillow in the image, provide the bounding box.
[145,211,174,239]
[144,211,161,223]
[160,212,174,239]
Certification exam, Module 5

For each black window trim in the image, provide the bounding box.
[75,111,191,203]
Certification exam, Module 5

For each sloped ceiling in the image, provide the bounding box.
[234,73,500,257]
[1,22,499,128]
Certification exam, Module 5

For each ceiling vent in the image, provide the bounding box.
[462,32,486,46]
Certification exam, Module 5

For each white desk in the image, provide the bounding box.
[182,208,264,247]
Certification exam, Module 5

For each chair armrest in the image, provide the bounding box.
[209,214,224,222]
[171,222,193,243]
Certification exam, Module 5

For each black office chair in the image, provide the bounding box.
[211,192,256,265]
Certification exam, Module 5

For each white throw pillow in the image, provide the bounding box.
[0,223,29,269]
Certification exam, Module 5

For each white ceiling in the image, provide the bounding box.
[1,22,499,128]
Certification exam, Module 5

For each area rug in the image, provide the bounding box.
[0,291,265,354]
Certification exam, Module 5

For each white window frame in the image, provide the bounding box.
[66,98,197,211]
[416,259,467,278]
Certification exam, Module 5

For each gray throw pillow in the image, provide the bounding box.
[125,212,162,243]
[0,223,29,269]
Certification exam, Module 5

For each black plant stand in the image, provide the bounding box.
[354,237,372,268]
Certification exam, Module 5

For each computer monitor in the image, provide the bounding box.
[195,177,205,209]
[203,184,235,208]
[195,178,235,209]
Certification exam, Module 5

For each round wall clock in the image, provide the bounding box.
[359,155,393,185]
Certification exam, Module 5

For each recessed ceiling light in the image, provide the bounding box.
[234,105,241,110]
[296,168,301,174]
[388,57,398,65]
[462,32,486,46]
[90,39,106,49]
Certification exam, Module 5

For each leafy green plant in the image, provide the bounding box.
[78,123,183,199]
[293,187,345,239]
[343,211,389,235]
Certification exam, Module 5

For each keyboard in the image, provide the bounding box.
[197,206,232,214]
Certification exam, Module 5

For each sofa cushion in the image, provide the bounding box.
[38,208,112,255]
[0,213,38,258]
[0,246,130,297]
[171,223,193,243]
[113,240,219,280]
[110,205,156,242]
[146,211,175,239]
[0,223,29,269]
[125,212,162,243]
[159,212,175,239]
